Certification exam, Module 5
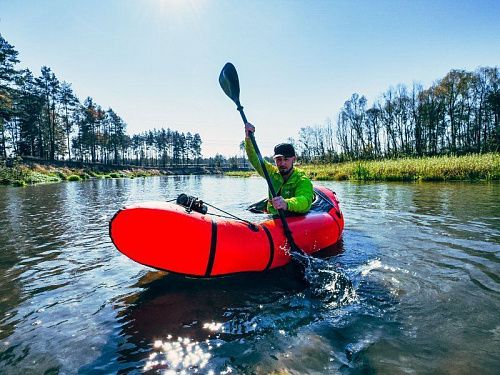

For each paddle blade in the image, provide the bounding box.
[219,62,241,105]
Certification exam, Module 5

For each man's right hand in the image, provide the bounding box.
[245,123,255,138]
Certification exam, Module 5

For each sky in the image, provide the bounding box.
[1,0,499,157]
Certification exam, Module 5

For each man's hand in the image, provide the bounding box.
[245,122,255,138]
[271,196,288,210]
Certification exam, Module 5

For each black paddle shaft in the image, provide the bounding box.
[219,62,308,259]
[236,106,305,257]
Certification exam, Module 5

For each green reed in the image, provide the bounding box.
[300,153,500,182]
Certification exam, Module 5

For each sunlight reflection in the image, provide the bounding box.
[144,336,211,373]
[202,321,224,332]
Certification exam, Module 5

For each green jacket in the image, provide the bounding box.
[245,138,313,214]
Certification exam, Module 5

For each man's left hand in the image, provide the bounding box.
[271,196,288,210]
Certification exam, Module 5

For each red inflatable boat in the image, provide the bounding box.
[109,186,344,277]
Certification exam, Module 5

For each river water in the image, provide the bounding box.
[0,176,498,374]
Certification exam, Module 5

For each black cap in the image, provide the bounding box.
[273,143,296,158]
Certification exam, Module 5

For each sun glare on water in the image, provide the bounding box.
[144,334,233,373]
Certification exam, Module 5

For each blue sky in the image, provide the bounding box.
[1,0,499,156]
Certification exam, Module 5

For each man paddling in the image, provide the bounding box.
[244,122,314,214]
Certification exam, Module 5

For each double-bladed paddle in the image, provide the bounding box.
[218,62,310,275]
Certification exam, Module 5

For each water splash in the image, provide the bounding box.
[280,237,356,307]
[304,257,357,307]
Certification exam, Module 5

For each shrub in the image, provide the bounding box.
[12,180,27,187]
[56,171,68,180]
[67,175,82,181]
[24,172,60,184]
[352,163,371,180]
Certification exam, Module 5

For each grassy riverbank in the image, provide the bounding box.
[226,153,500,182]
[0,163,162,187]
[3,153,498,186]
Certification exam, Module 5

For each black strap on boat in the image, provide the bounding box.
[203,202,258,230]
[332,215,341,234]
[205,220,218,277]
[261,224,275,270]
[170,196,258,230]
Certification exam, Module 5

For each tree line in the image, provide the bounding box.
[3,33,498,167]
[0,34,202,166]
[294,66,499,162]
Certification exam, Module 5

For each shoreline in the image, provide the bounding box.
[226,153,500,182]
[0,161,222,187]
[1,153,498,187]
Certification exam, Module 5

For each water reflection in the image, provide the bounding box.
[144,337,212,373]
[115,261,360,373]
[0,178,499,374]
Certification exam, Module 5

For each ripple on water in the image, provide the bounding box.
[1,178,499,374]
